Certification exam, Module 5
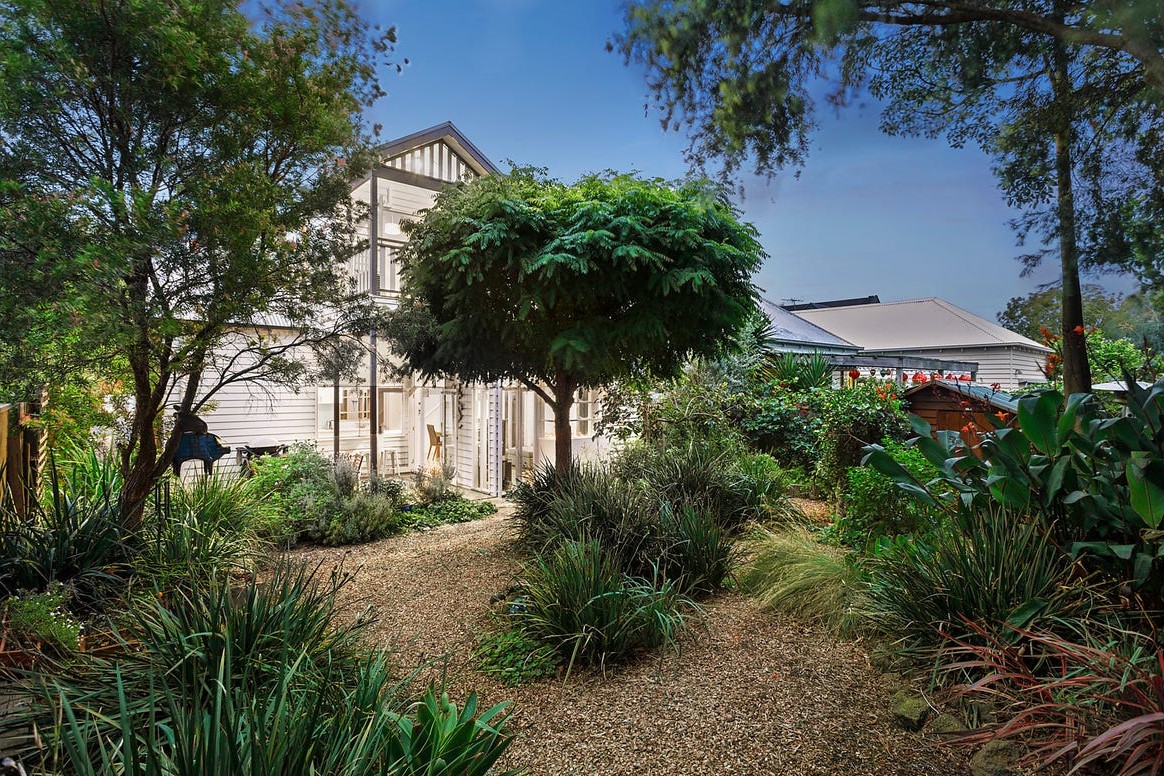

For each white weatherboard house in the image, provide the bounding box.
[790,297,1052,391]
[194,122,607,494]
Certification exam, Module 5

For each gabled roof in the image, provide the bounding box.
[758,298,860,354]
[376,121,499,179]
[904,379,1020,414]
[794,297,1051,353]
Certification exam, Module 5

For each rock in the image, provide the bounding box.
[964,698,999,726]
[970,740,1023,776]
[889,690,930,731]
[929,712,968,735]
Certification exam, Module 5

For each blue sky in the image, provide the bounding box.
[362,0,1126,320]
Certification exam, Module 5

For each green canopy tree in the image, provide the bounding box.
[998,284,1135,342]
[615,0,1164,396]
[0,0,398,527]
[384,169,764,473]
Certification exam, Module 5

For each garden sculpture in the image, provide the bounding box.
[170,407,231,476]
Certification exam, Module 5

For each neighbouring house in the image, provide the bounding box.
[757,299,862,357]
[192,122,609,495]
[788,297,1052,391]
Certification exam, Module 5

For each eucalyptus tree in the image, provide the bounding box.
[616,0,1164,395]
[0,0,399,527]
[384,169,763,473]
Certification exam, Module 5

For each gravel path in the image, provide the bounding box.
[289,512,968,775]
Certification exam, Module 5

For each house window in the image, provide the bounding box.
[542,388,600,438]
[380,388,404,433]
[339,389,370,421]
[376,241,402,293]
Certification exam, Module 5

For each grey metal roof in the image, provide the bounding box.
[758,298,860,354]
[795,297,1051,352]
[905,378,1020,413]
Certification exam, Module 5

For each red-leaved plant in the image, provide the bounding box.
[939,619,1164,775]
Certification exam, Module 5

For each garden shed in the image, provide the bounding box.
[902,378,1018,448]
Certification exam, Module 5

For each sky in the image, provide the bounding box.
[360,0,1129,321]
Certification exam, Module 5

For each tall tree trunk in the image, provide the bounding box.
[552,372,576,476]
[1051,40,1091,396]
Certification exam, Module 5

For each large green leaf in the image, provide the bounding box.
[1126,453,1164,528]
[1017,391,1060,455]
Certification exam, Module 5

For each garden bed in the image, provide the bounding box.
[288,511,968,775]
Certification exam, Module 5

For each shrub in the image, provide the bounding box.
[518,540,699,671]
[322,492,404,546]
[404,498,497,529]
[865,377,1164,591]
[941,622,1164,776]
[1,583,82,654]
[415,462,458,504]
[246,443,338,543]
[618,440,766,530]
[737,389,822,471]
[814,380,909,493]
[738,527,866,637]
[658,507,736,595]
[835,440,942,548]
[473,627,559,686]
[863,508,1082,650]
[0,471,130,608]
[509,461,654,561]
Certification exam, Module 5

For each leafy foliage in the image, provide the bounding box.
[863,508,1082,650]
[834,440,942,548]
[6,564,516,775]
[473,627,559,686]
[866,378,1164,591]
[941,622,1164,776]
[386,167,763,471]
[1,583,82,654]
[518,540,699,672]
[0,471,130,607]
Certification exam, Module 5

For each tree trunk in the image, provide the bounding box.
[1050,41,1091,396]
[552,372,576,476]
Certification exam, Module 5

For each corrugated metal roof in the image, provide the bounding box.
[905,378,1020,413]
[758,298,860,353]
[794,297,1051,353]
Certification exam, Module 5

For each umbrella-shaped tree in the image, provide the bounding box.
[384,169,764,473]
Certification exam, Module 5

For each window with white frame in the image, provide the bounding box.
[376,241,402,293]
[339,388,370,421]
[542,388,600,438]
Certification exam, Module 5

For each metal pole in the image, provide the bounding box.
[368,173,380,477]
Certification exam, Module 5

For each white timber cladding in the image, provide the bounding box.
[487,382,502,497]
[191,381,317,476]
[456,386,476,489]
[384,140,476,183]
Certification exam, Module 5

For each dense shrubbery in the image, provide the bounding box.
[247,446,492,547]
[504,432,789,668]
[4,565,514,775]
[833,440,942,548]
[519,540,698,672]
